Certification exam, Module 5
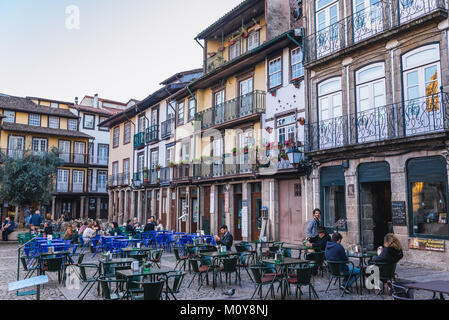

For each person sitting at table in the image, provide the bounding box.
[214,225,233,251]
[1,216,15,241]
[126,220,135,235]
[371,233,404,265]
[156,219,164,231]
[93,220,101,232]
[43,221,53,236]
[78,221,88,236]
[64,225,76,242]
[325,232,360,294]
[109,222,121,236]
[143,217,156,232]
[306,226,331,274]
[82,224,96,246]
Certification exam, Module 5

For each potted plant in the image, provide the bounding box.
[243,146,249,154]
[209,51,216,57]
[156,178,161,184]
[143,167,149,183]
[269,88,276,96]
[168,161,176,168]
[298,117,306,126]
[292,77,302,88]
[228,39,236,46]
[243,31,249,38]
[218,46,225,52]
[232,147,237,156]
[155,164,161,171]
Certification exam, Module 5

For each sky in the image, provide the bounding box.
[0,0,243,103]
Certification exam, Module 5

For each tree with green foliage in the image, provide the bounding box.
[0,147,62,227]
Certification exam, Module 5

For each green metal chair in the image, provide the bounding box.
[326,260,358,297]
[149,249,163,268]
[40,257,64,284]
[131,280,165,300]
[217,257,241,287]
[287,265,319,300]
[78,263,101,300]
[249,265,281,300]
[373,262,397,294]
[99,277,127,300]
[173,247,188,270]
[306,251,327,277]
[188,258,210,290]
[164,271,186,300]
[236,252,256,283]
[20,256,40,279]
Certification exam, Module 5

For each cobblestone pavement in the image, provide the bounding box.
[2,241,449,300]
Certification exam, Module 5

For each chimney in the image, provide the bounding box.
[265,0,291,40]
[74,97,79,105]
[94,94,99,108]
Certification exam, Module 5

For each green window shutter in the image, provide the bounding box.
[358,161,391,183]
[407,156,447,182]
[320,166,345,186]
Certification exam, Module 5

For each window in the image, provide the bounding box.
[166,145,174,166]
[32,138,47,152]
[318,78,343,148]
[316,0,339,54]
[123,159,130,184]
[112,161,119,176]
[48,116,60,129]
[295,184,302,197]
[113,126,119,148]
[68,119,78,131]
[98,116,109,131]
[138,115,146,133]
[73,142,86,164]
[98,144,109,165]
[167,101,176,119]
[229,39,241,60]
[277,115,296,144]
[402,44,441,135]
[8,136,24,159]
[181,143,190,162]
[97,171,107,192]
[291,47,304,79]
[408,157,448,239]
[124,122,131,144]
[3,110,15,123]
[29,114,41,126]
[177,101,185,125]
[320,166,346,230]
[72,170,84,192]
[50,102,58,108]
[137,153,145,173]
[83,114,95,129]
[58,140,71,162]
[57,169,69,192]
[188,98,196,121]
[150,149,159,169]
[247,31,260,51]
[269,57,282,89]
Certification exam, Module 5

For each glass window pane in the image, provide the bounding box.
[317,0,337,10]
[411,181,448,237]
[319,79,341,96]
[405,48,439,70]
[358,65,384,83]
[324,185,345,228]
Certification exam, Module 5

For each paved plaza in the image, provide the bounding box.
[1,241,449,301]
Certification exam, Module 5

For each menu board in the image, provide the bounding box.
[408,238,445,252]
[392,201,407,226]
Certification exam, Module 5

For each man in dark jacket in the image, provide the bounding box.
[214,225,233,251]
[307,227,331,252]
[30,210,43,232]
[325,232,360,294]
[2,216,15,241]
[143,217,156,232]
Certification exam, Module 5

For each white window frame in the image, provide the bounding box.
[83,114,95,129]
[355,62,386,113]
[247,31,260,51]
[229,39,241,60]
[48,116,60,129]
[277,115,297,144]
[268,57,282,89]
[291,47,304,79]
[68,119,78,131]
[3,110,15,123]
[113,127,120,147]
[32,138,47,152]
[29,113,41,126]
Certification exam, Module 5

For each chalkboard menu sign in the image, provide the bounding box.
[392,201,407,226]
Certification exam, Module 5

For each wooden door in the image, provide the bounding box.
[251,192,262,241]
[190,188,198,233]
[202,187,211,235]
[234,185,243,240]
[279,180,303,244]
[161,189,167,228]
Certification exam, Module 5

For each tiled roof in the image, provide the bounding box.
[0,95,79,119]
[1,122,94,140]
[71,104,118,116]
[82,96,127,106]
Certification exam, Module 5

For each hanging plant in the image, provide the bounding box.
[243,146,249,154]
[155,164,162,171]
[232,147,237,156]
[292,77,302,88]
[243,31,250,38]
[269,88,276,96]
[209,51,217,57]
[228,39,236,46]
[218,46,225,52]
[298,117,306,126]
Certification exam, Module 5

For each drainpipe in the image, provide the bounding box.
[123,111,136,187]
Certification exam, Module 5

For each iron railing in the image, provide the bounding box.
[196,90,266,130]
[306,92,449,152]
[206,52,226,74]
[134,132,145,148]
[145,125,159,144]
[161,118,175,139]
[305,0,446,64]
[89,155,108,166]
[160,167,172,184]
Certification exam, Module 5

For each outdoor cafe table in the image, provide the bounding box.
[261,258,309,299]
[282,244,311,259]
[38,251,71,275]
[347,251,377,294]
[403,280,449,300]
[121,247,155,258]
[199,251,240,289]
[116,267,174,299]
[248,241,277,261]
[99,258,136,277]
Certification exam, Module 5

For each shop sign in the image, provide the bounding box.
[408,238,445,252]
[392,201,407,226]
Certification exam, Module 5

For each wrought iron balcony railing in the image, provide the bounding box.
[305,0,446,64]
[88,183,107,193]
[145,125,159,144]
[160,167,172,185]
[306,92,449,152]
[196,90,266,130]
[206,52,226,74]
[134,132,145,148]
[89,155,108,166]
[161,118,175,140]
[107,173,130,187]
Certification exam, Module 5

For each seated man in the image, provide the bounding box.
[307,226,331,253]
[126,220,135,235]
[143,217,156,232]
[43,221,53,236]
[1,216,15,241]
[214,225,233,251]
[325,232,360,294]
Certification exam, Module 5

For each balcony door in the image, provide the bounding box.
[214,90,225,124]
[98,144,108,165]
[8,136,24,159]
[399,0,438,24]
[402,44,442,136]
[318,78,343,149]
[32,138,47,155]
[57,169,69,192]
[238,131,252,173]
[58,140,71,163]
[212,138,223,177]
[355,63,387,143]
[239,78,253,116]
[73,141,86,164]
[315,0,340,58]
[353,0,383,43]
[72,170,84,192]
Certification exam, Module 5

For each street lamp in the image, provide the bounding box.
[286,146,303,168]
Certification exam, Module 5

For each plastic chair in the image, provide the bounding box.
[164,271,186,300]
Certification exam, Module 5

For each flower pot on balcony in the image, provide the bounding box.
[156,179,161,184]
[243,147,248,154]
[228,39,236,46]
[254,24,262,31]
[298,117,306,126]
[269,89,276,97]
[218,46,225,52]
[144,178,149,183]
[209,52,216,57]
[243,32,249,38]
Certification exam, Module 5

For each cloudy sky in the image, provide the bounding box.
[0,0,242,103]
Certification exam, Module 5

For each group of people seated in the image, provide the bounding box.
[125,216,164,235]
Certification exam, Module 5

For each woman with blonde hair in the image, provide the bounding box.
[372,233,404,264]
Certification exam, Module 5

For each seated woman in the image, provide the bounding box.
[109,222,121,236]
[371,233,404,264]
[64,225,76,242]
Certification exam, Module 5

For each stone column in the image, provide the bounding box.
[226,184,232,234]
[119,190,125,224]
[137,190,143,224]
[51,196,56,220]
[123,190,129,223]
[96,197,101,220]
[130,191,136,222]
[242,182,249,241]
[108,191,114,222]
[80,196,85,220]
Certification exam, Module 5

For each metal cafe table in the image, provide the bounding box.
[403,280,449,300]
[199,251,240,289]
[99,257,136,278]
[248,241,277,261]
[282,244,311,259]
[261,258,309,299]
[116,267,174,299]
[347,251,377,294]
[120,247,154,258]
